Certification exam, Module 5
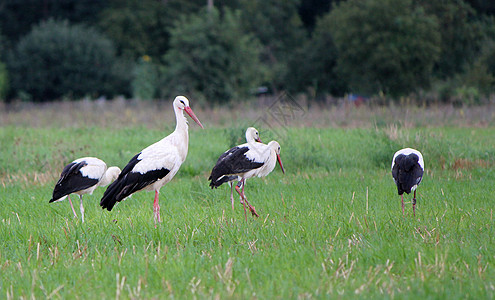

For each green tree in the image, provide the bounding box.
[465,0,495,15]
[484,41,495,77]
[0,0,108,45]
[0,61,8,100]
[162,8,264,103]
[239,0,306,91]
[298,0,334,31]
[0,33,8,100]
[329,0,441,97]
[416,0,486,78]
[458,39,495,97]
[98,0,205,60]
[285,13,347,98]
[8,19,125,101]
[132,55,159,100]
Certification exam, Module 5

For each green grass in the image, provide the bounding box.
[1,123,495,298]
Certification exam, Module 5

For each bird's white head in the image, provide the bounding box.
[268,141,285,174]
[246,127,262,143]
[99,166,122,187]
[108,166,122,181]
[174,96,204,129]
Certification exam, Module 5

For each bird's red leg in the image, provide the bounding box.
[412,190,417,217]
[235,184,248,221]
[235,179,259,218]
[68,195,78,219]
[244,198,259,218]
[153,190,161,224]
[401,194,404,215]
[240,180,258,217]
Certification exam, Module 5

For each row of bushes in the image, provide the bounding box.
[0,1,494,104]
[0,9,264,104]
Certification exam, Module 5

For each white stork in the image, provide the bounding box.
[391,148,424,216]
[100,96,203,224]
[210,127,262,210]
[209,140,285,220]
[50,157,121,223]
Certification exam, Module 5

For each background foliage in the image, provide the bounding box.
[0,60,8,100]
[7,20,125,101]
[329,0,441,97]
[162,8,264,103]
[0,0,494,102]
[285,14,346,98]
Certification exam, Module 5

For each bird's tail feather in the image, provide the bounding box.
[100,180,124,211]
[398,172,415,194]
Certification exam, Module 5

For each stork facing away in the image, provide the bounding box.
[391,148,424,216]
[50,157,121,223]
[209,139,285,220]
[100,96,203,224]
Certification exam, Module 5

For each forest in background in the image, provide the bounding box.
[0,0,494,105]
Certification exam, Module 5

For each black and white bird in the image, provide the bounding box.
[209,139,285,220]
[50,157,121,223]
[100,96,203,224]
[391,148,424,216]
[210,127,262,210]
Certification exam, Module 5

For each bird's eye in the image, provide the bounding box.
[180,100,185,105]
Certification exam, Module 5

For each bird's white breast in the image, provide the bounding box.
[133,141,182,174]
[256,150,277,178]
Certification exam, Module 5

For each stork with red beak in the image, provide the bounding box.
[209,138,285,220]
[210,127,262,210]
[100,96,204,224]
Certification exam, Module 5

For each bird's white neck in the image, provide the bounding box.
[255,146,277,178]
[168,104,189,162]
[174,104,189,139]
[266,148,278,172]
[247,138,257,148]
[99,167,119,187]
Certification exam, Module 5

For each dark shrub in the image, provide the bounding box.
[161,8,264,103]
[8,19,127,101]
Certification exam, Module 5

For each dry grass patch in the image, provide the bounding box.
[451,158,492,170]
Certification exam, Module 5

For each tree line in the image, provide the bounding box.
[0,0,494,104]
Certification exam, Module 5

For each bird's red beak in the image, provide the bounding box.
[184,106,204,129]
[256,137,262,143]
[276,153,285,174]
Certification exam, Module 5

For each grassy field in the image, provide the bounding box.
[1,101,495,298]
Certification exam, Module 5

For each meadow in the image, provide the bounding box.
[1,100,495,298]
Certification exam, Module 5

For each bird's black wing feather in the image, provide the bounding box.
[393,154,423,195]
[214,147,238,164]
[100,153,170,211]
[50,161,99,202]
[208,146,264,188]
[391,155,401,191]
[411,164,424,186]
